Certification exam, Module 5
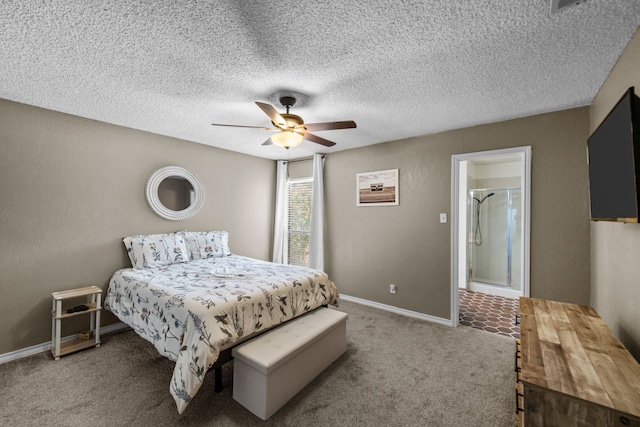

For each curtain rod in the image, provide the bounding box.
[278,155,325,164]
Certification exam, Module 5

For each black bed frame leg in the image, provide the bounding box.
[210,348,233,393]
[214,366,223,393]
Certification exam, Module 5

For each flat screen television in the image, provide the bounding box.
[587,87,640,223]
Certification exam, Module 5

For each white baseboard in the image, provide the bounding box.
[0,322,129,365]
[339,294,452,327]
[468,281,522,299]
[2,299,450,364]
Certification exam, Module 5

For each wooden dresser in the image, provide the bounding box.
[518,297,640,426]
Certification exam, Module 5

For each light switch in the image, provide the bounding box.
[440,213,447,223]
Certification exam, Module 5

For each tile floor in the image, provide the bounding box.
[459,289,520,339]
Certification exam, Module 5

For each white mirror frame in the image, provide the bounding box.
[145,166,205,221]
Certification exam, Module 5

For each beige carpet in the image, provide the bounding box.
[0,300,516,426]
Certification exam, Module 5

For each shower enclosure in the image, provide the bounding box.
[467,188,522,297]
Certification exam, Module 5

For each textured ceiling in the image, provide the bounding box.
[1,1,639,160]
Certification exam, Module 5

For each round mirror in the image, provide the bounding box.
[158,176,194,211]
[145,166,204,220]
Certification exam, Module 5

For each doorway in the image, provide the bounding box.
[450,147,531,327]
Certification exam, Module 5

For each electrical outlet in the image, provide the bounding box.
[390,284,397,294]
[440,213,447,223]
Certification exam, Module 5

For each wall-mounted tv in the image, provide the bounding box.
[587,87,640,223]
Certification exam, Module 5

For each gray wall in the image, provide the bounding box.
[590,29,640,359]
[0,99,275,355]
[325,107,591,320]
[0,81,604,355]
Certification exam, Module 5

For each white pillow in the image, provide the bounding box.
[123,233,189,269]
[179,230,230,260]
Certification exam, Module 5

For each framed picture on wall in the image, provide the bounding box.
[356,169,399,206]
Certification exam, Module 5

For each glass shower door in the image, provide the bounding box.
[509,190,522,291]
[468,188,521,290]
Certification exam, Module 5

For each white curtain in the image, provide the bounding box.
[308,154,325,270]
[272,160,288,264]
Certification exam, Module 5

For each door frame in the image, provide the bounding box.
[450,146,532,327]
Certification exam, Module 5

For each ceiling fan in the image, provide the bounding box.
[211,96,357,149]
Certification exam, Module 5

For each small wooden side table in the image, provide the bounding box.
[51,286,102,360]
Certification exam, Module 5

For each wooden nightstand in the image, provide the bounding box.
[51,286,102,360]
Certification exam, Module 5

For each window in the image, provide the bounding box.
[286,177,313,266]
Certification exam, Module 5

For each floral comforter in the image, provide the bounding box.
[104,255,340,413]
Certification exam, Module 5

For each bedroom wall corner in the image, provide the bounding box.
[589,27,640,360]
[0,99,275,356]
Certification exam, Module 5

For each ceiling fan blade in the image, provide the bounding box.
[262,137,273,146]
[304,120,357,132]
[255,102,287,128]
[303,132,337,147]
[211,123,271,129]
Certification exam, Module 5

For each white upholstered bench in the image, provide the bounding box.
[232,307,348,420]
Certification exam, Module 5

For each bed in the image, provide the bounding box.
[104,231,340,414]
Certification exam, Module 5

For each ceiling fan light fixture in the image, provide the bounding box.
[212,97,354,149]
[271,131,303,149]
